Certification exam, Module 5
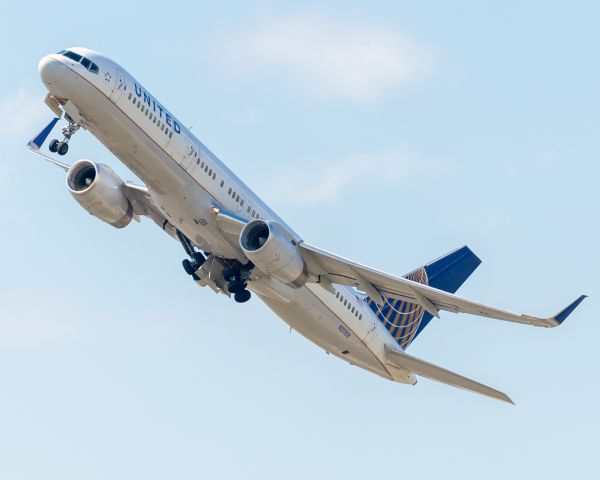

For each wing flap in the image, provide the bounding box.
[384,346,514,404]
[299,242,585,328]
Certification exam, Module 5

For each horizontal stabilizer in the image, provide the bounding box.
[384,345,514,404]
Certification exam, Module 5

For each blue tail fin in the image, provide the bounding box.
[366,246,481,350]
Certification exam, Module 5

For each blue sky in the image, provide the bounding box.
[0,1,598,479]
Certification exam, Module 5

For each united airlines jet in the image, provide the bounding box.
[28,47,586,403]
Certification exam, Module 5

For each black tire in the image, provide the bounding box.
[57,142,69,156]
[49,139,59,153]
[223,268,239,282]
[234,290,251,303]
[228,280,246,294]
[182,259,196,275]
[192,252,206,267]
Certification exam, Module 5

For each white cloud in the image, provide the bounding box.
[0,86,46,137]
[211,13,437,103]
[257,148,444,207]
[0,293,84,348]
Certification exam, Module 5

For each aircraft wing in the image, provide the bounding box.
[298,242,586,328]
[384,345,513,404]
[27,118,167,226]
[121,181,168,225]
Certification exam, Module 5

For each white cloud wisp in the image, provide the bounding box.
[211,13,437,103]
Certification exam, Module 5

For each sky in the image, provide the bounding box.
[0,1,598,479]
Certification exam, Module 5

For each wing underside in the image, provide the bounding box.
[299,242,586,328]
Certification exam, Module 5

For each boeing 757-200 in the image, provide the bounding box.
[28,47,587,403]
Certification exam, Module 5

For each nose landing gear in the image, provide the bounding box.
[49,115,80,156]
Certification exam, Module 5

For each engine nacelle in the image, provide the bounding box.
[240,220,307,288]
[66,160,133,228]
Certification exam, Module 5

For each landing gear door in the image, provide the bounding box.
[110,68,126,102]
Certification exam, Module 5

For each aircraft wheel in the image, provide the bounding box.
[228,280,246,294]
[57,142,69,156]
[223,268,239,282]
[192,252,206,267]
[49,139,59,153]
[182,259,197,275]
[234,290,251,303]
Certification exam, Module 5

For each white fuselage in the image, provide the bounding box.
[39,48,410,383]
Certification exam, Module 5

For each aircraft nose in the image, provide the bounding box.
[38,55,65,86]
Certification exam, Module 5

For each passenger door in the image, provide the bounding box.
[110,68,126,102]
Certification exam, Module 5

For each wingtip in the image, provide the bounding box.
[491,390,515,405]
[553,295,587,325]
[26,117,59,150]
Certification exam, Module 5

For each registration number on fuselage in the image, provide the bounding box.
[338,324,351,339]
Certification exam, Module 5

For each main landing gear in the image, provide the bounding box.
[223,267,252,303]
[176,230,252,304]
[177,230,206,281]
[49,115,80,156]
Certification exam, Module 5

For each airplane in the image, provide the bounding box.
[28,47,586,404]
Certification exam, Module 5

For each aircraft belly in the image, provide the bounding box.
[255,282,391,380]
[55,69,243,260]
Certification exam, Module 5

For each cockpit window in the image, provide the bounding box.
[57,50,99,75]
[63,50,82,62]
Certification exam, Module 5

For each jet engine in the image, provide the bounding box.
[66,159,133,228]
[239,220,308,288]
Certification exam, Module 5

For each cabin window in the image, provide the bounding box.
[228,187,232,194]
[169,131,173,138]
[212,173,216,180]
[359,314,362,320]
[209,169,212,176]
[220,180,224,187]
[128,93,132,100]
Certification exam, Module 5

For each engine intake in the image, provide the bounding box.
[66,160,132,228]
[240,220,307,288]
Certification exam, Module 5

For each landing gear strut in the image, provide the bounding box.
[177,230,206,280]
[49,115,80,156]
